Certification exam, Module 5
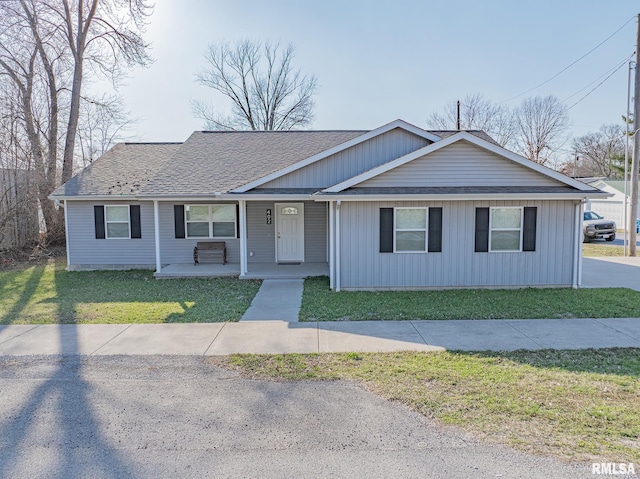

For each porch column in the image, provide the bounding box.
[577,201,584,287]
[328,201,335,290]
[153,200,161,273]
[335,199,341,292]
[239,200,247,276]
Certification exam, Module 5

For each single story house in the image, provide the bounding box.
[583,178,639,229]
[50,119,608,290]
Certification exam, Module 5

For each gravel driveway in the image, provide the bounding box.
[0,356,590,478]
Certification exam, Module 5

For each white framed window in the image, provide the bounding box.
[185,204,236,239]
[105,205,130,239]
[394,207,428,252]
[489,207,523,252]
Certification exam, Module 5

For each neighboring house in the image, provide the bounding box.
[50,119,608,290]
[584,179,639,229]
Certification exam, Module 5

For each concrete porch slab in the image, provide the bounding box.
[411,320,541,351]
[318,321,442,353]
[206,321,318,355]
[0,324,131,355]
[93,323,225,355]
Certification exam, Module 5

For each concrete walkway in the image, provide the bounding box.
[582,256,640,291]
[240,279,303,321]
[0,317,638,356]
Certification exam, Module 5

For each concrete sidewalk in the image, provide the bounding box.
[0,318,638,356]
[241,279,303,321]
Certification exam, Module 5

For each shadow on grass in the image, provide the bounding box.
[453,348,640,378]
[0,267,136,478]
[1,260,259,323]
[0,265,46,325]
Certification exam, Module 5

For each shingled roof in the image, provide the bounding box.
[137,130,365,196]
[52,127,509,198]
[51,143,181,197]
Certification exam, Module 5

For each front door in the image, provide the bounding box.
[275,203,304,262]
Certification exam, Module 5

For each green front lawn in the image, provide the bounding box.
[300,277,640,321]
[0,259,261,324]
[217,349,640,463]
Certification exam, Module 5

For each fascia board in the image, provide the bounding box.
[312,192,611,202]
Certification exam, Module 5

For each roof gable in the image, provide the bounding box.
[138,130,364,196]
[324,132,598,193]
[232,119,441,192]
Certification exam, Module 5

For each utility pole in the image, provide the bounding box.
[456,100,461,130]
[629,13,640,256]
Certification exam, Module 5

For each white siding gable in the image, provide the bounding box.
[258,128,430,189]
[358,140,564,188]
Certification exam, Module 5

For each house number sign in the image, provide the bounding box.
[266,209,272,224]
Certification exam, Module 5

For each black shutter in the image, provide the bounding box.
[475,207,489,252]
[379,208,393,253]
[174,205,185,238]
[523,207,537,252]
[428,207,443,253]
[236,204,240,238]
[130,205,141,239]
[94,205,105,239]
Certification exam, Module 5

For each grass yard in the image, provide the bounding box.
[216,349,640,463]
[583,243,624,257]
[300,276,640,321]
[0,259,261,324]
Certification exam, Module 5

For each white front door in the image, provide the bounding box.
[276,203,304,262]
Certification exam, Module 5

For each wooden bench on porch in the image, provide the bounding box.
[193,241,226,265]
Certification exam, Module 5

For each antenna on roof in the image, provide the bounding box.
[456,100,461,131]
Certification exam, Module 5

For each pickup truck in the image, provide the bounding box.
[583,211,616,242]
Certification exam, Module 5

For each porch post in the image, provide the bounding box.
[328,201,334,290]
[335,199,341,292]
[63,200,71,268]
[153,200,161,273]
[239,200,247,276]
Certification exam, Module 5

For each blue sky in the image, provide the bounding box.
[119,0,639,157]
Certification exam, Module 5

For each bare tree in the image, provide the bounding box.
[512,95,570,165]
[427,93,515,147]
[0,0,152,242]
[77,94,134,167]
[194,40,318,130]
[571,124,625,178]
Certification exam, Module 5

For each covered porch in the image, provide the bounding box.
[154,261,329,279]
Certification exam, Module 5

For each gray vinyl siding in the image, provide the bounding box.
[246,201,326,263]
[359,141,563,188]
[338,200,577,289]
[158,202,240,264]
[66,200,156,268]
[258,128,430,189]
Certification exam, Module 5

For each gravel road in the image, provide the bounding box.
[0,356,592,478]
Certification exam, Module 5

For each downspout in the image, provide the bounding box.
[239,200,247,277]
[572,200,583,289]
[153,200,161,273]
[577,200,585,287]
[329,201,334,290]
[61,200,70,268]
[335,199,341,292]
